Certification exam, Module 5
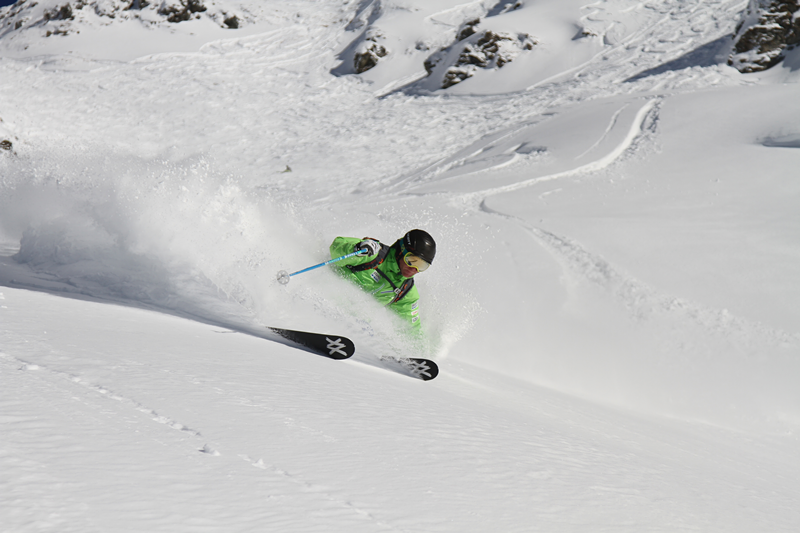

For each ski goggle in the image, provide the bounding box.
[402,251,431,273]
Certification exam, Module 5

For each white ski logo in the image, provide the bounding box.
[377,356,438,380]
[326,337,348,357]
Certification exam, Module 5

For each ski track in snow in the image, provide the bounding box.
[3,290,799,532]
[0,0,746,203]
[481,209,800,354]
[460,90,800,367]
[243,455,401,533]
[0,342,409,532]
[477,96,775,333]
[367,0,745,195]
[0,350,206,441]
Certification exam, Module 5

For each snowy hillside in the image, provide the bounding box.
[2,0,800,531]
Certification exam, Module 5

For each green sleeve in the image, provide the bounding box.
[329,236,378,268]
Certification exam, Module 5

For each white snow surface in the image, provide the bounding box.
[1,0,800,531]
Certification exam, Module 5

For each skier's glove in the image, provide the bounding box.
[356,239,380,257]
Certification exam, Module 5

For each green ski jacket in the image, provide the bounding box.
[329,236,421,331]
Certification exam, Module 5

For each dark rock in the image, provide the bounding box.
[457,19,480,41]
[44,4,73,21]
[729,0,800,72]
[488,1,523,17]
[440,30,536,88]
[224,15,239,29]
[159,0,207,24]
[127,1,150,10]
[354,29,388,73]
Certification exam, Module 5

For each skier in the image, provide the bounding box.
[329,229,436,331]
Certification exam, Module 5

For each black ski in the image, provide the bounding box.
[268,327,355,360]
[266,327,438,380]
[378,356,439,381]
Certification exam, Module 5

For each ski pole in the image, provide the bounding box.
[276,249,366,285]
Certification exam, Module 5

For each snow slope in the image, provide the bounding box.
[3,286,800,532]
[2,0,800,531]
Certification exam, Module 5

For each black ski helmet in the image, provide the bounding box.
[402,229,436,264]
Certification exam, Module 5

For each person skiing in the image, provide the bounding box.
[329,229,436,331]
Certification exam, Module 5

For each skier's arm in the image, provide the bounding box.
[330,236,379,268]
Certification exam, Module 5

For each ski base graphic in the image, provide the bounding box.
[266,327,438,380]
[268,327,355,360]
[378,356,439,381]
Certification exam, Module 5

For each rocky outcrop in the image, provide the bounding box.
[0,115,16,156]
[0,0,247,36]
[354,28,388,73]
[330,0,387,75]
[333,2,533,89]
[729,0,800,72]
[158,0,206,24]
[424,25,536,89]
[44,3,77,21]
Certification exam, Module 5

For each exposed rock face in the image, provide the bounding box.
[0,0,247,36]
[425,26,536,89]
[159,0,207,23]
[457,18,480,42]
[333,1,532,89]
[729,0,800,72]
[223,15,238,29]
[44,3,76,21]
[354,29,388,74]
